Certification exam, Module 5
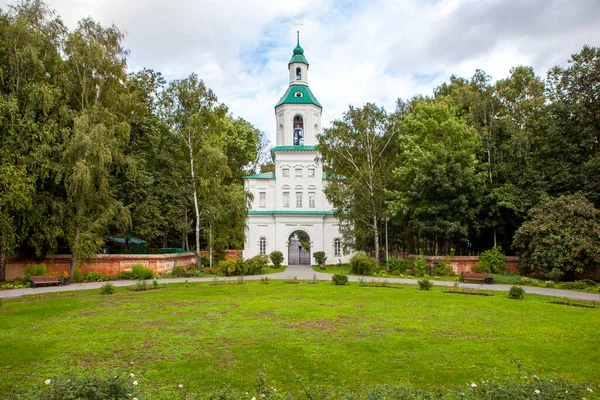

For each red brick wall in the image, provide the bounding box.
[406,255,519,274]
[6,250,242,280]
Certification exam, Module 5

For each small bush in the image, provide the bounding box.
[474,246,506,274]
[269,251,284,268]
[546,267,564,282]
[313,251,327,268]
[218,259,242,276]
[131,264,154,280]
[260,277,270,284]
[386,258,413,274]
[413,258,429,277]
[82,271,109,282]
[508,286,525,299]
[242,255,269,275]
[72,267,82,283]
[544,280,556,288]
[99,282,116,295]
[349,252,378,275]
[200,254,210,267]
[433,259,455,276]
[116,270,135,280]
[131,279,147,291]
[332,273,348,285]
[560,281,589,290]
[172,265,187,277]
[418,279,433,290]
[24,264,48,280]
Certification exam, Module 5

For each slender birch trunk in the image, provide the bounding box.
[0,253,6,282]
[187,134,201,255]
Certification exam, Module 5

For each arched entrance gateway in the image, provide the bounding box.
[288,230,311,265]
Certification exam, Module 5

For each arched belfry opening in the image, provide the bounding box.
[288,230,310,265]
[296,67,302,80]
[293,115,304,146]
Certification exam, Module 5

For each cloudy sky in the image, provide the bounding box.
[3,0,599,144]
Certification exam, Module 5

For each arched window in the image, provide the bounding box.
[293,115,304,146]
[259,237,267,255]
[296,67,302,80]
[334,238,341,257]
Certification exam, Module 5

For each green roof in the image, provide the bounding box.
[288,54,309,66]
[274,84,322,109]
[249,210,334,215]
[242,172,275,179]
[271,146,317,160]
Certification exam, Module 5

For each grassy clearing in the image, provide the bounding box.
[0,282,598,397]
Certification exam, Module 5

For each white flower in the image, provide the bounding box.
[587,388,593,393]
[45,379,51,385]
[133,381,138,386]
[251,397,256,400]
[130,373,135,378]
[471,383,477,388]
[534,389,540,395]
[179,384,183,388]
[127,395,131,397]
[133,398,138,400]
[261,395,265,398]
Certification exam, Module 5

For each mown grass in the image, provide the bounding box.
[0,282,598,397]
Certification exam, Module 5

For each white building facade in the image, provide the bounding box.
[243,34,350,265]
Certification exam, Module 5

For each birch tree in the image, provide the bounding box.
[317,103,397,263]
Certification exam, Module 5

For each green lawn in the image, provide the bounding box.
[1,282,598,397]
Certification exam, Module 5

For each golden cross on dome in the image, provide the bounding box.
[292,19,304,31]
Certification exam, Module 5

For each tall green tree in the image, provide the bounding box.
[389,100,484,255]
[317,103,398,262]
[160,74,229,254]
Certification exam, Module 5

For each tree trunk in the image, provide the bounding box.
[493,230,497,248]
[444,235,450,255]
[209,221,213,269]
[404,215,415,255]
[0,254,6,282]
[373,214,379,263]
[187,137,201,253]
[70,254,77,277]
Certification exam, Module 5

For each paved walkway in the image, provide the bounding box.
[2,264,600,302]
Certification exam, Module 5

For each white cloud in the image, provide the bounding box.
[3,0,599,145]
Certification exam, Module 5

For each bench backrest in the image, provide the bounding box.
[30,275,61,283]
[463,272,487,278]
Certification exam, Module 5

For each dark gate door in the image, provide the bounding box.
[299,247,310,265]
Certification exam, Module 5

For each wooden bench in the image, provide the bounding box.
[30,275,62,287]
[460,272,493,284]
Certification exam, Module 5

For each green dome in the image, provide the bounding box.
[289,32,309,65]
[293,32,304,55]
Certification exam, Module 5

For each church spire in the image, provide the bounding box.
[293,31,304,55]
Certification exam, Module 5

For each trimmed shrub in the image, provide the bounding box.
[72,267,82,283]
[473,246,506,274]
[349,252,377,275]
[172,265,187,277]
[418,279,433,290]
[269,251,284,268]
[82,271,110,282]
[413,258,429,277]
[508,286,525,299]
[313,251,327,268]
[242,255,269,275]
[131,264,154,280]
[544,280,556,288]
[332,273,348,285]
[24,264,48,281]
[217,259,242,276]
[99,282,116,295]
